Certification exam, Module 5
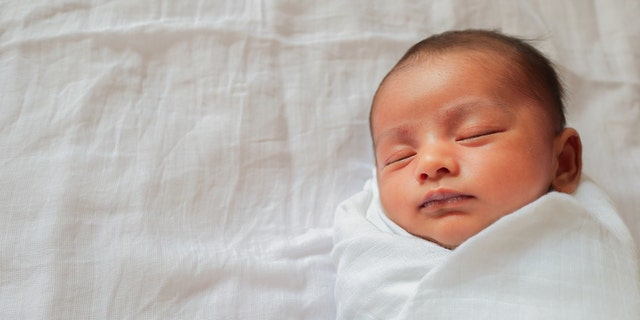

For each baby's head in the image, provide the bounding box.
[370,30,582,249]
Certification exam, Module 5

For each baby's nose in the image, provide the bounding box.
[414,149,457,182]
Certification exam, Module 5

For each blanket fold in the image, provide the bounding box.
[332,177,640,319]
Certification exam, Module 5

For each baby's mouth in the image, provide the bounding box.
[420,190,473,210]
[420,195,472,209]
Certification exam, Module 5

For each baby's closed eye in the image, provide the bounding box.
[456,128,505,143]
[384,150,416,166]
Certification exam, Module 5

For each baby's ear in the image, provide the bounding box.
[551,128,582,193]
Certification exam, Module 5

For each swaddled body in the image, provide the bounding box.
[332,177,640,319]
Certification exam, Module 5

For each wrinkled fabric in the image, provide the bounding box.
[1,1,639,319]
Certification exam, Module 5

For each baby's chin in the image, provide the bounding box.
[411,232,464,250]
[428,210,519,249]
[411,221,490,250]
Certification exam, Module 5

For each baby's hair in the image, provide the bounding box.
[371,29,566,134]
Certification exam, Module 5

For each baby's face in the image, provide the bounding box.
[372,51,559,249]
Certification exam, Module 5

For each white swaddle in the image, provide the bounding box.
[332,176,640,319]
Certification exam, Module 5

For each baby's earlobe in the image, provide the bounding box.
[551,128,582,193]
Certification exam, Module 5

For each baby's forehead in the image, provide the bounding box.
[398,48,520,77]
[373,49,525,110]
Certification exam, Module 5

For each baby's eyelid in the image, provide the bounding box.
[385,152,415,166]
[457,128,504,141]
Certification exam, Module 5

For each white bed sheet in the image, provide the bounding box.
[1,1,638,319]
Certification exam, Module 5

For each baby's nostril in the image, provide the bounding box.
[437,167,450,175]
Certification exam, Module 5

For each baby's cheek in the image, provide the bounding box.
[377,183,392,209]
[379,183,406,221]
[499,160,550,208]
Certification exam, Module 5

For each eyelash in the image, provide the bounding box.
[456,129,504,142]
[384,153,415,166]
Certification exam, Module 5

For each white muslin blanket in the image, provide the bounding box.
[332,177,640,319]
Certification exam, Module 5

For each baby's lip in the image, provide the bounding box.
[420,188,473,211]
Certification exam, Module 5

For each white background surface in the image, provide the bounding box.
[1,1,639,318]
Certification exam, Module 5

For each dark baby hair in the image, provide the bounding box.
[371,29,567,134]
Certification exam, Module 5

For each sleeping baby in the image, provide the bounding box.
[332,29,640,319]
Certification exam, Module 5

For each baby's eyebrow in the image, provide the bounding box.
[438,99,511,125]
[373,124,413,149]
[443,99,504,117]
